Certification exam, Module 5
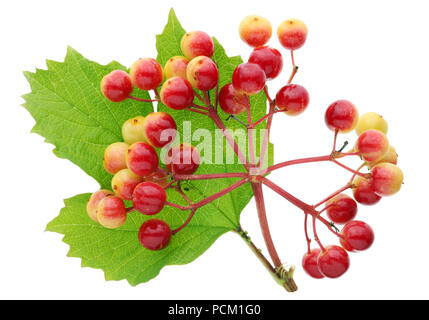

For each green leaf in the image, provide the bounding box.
[25,9,275,286]
[22,47,154,189]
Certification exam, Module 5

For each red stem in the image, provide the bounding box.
[304,212,311,253]
[246,104,256,166]
[129,96,160,103]
[266,155,332,174]
[174,172,248,181]
[287,50,298,84]
[252,182,282,268]
[172,209,197,234]
[257,86,275,169]
[313,184,352,208]
[332,160,368,178]
[312,214,325,251]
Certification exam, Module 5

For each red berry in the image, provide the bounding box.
[138,219,171,251]
[218,83,249,115]
[132,182,167,215]
[355,129,389,162]
[370,163,403,196]
[340,221,375,252]
[325,100,359,133]
[100,70,133,102]
[239,15,272,47]
[326,194,358,224]
[165,143,200,175]
[142,112,177,148]
[164,56,189,79]
[160,77,195,110]
[277,19,308,50]
[87,190,114,222]
[248,46,283,80]
[352,176,381,205]
[367,145,398,168]
[317,245,350,278]
[111,169,144,201]
[275,84,310,116]
[126,142,159,177]
[186,56,219,91]
[97,196,127,229]
[232,63,266,96]
[103,142,129,175]
[302,248,325,279]
[130,58,163,91]
[180,31,214,60]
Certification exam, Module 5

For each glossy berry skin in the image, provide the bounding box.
[122,116,146,145]
[144,169,170,188]
[340,221,375,252]
[275,84,310,116]
[138,219,171,251]
[277,19,308,50]
[164,56,189,79]
[186,56,219,91]
[317,245,350,279]
[326,194,358,224]
[97,196,127,229]
[239,15,272,47]
[103,142,129,175]
[130,58,163,91]
[160,77,195,110]
[126,142,159,177]
[232,63,266,96]
[325,100,359,133]
[302,248,324,279]
[132,182,167,215]
[111,169,144,201]
[180,31,214,60]
[352,176,381,205]
[367,145,398,168]
[86,190,114,222]
[165,143,201,175]
[100,70,133,102]
[356,129,389,162]
[248,46,283,80]
[142,112,177,148]
[356,112,388,136]
[219,83,249,115]
[370,163,403,196]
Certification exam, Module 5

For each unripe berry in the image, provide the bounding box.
[325,100,359,133]
[232,63,266,96]
[164,56,189,79]
[100,70,133,102]
[317,245,350,279]
[86,190,114,222]
[133,182,167,215]
[248,46,283,80]
[138,219,171,251]
[340,221,375,252]
[97,196,127,229]
[355,129,389,162]
[239,15,272,47]
[103,142,129,175]
[165,143,201,175]
[122,116,146,145]
[142,112,177,148]
[370,163,403,196]
[277,19,308,50]
[219,83,249,115]
[130,58,163,91]
[367,145,398,168]
[355,112,388,136]
[111,169,144,201]
[275,84,310,116]
[180,31,214,60]
[126,142,159,177]
[302,249,324,279]
[160,77,194,110]
[144,169,170,188]
[186,56,219,91]
[326,193,358,224]
[352,176,381,205]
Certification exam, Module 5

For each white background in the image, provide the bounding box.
[1,0,428,299]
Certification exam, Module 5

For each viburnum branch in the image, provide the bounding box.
[251,109,282,128]
[257,86,276,169]
[246,104,256,166]
[174,172,248,181]
[332,159,369,178]
[128,96,160,103]
[186,106,209,116]
[287,50,299,84]
[172,209,197,234]
[312,213,325,251]
[313,183,352,208]
[304,212,311,253]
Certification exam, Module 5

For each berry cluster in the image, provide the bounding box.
[89,14,403,291]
